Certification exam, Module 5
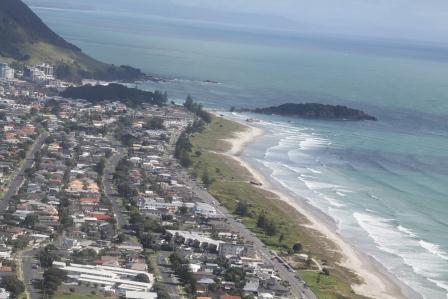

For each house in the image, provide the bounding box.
[54,262,154,293]
[243,277,259,295]
[0,288,10,299]
[258,293,274,299]
[167,230,224,251]
[125,291,157,299]
[195,202,219,218]
[219,243,249,259]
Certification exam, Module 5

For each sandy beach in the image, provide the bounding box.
[221,119,410,299]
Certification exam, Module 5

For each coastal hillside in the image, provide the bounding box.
[0,0,144,81]
[250,103,377,121]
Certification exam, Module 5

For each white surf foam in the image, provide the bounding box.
[300,178,340,190]
[397,225,418,238]
[324,196,345,207]
[335,191,346,197]
[419,240,448,261]
[354,212,448,298]
[428,279,448,299]
[307,167,322,174]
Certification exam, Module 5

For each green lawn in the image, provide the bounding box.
[300,271,366,299]
[189,115,245,152]
[54,293,109,299]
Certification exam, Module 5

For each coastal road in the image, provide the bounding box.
[0,132,47,211]
[103,146,127,229]
[178,168,317,299]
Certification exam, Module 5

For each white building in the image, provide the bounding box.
[0,288,10,299]
[54,262,154,295]
[167,230,224,250]
[36,63,54,78]
[24,63,55,82]
[195,202,219,218]
[125,291,158,299]
[0,63,14,80]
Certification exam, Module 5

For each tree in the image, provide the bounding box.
[22,213,38,228]
[145,117,165,130]
[235,200,249,217]
[42,268,67,296]
[154,282,170,299]
[38,245,58,268]
[140,234,154,249]
[256,211,277,236]
[257,211,267,228]
[169,252,196,294]
[134,274,150,283]
[201,169,214,187]
[278,233,284,243]
[179,151,192,167]
[179,206,188,215]
[224,267,246,289]
[264,219,277,236]
[183,95,211,123]
[184,95,194,111]
[95,158,106,176]
[292,243,302,253]
[0,276,25,297]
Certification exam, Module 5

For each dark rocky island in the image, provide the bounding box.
[248,103,376,121]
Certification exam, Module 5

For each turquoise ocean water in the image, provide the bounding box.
[27,3,448,298]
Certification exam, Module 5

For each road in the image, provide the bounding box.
[102,145,127,229]
[21,248,43,299]
[0,132,47,211]
[155,253,182,299]
[178,168,317,299]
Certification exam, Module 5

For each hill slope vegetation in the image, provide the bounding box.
[0,0,144,81]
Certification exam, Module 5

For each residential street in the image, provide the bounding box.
[102,144,127,229]
[0,132,47,211]
[155,253,183,299]
[21,247,43,299]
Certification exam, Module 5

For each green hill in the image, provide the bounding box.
[0,0,145,81]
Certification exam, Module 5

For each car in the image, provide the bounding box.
[32,264,39,269]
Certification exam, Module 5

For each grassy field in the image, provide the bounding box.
[188,115,367,299]
[54,293,109,299]
[300,271,358,299]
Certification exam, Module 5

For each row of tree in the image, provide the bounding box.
[256,211,278,236]
[169,252,197,294]
[183,95,212,123]
[174,132,193,167]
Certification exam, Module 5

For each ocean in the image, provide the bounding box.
[27,2,448,298]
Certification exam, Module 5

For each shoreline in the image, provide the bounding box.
[220,116,413,299]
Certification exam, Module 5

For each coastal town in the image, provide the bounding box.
[0,61,325,299]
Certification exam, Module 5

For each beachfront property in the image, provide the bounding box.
[167,230,224,251]
[24,63,55,82]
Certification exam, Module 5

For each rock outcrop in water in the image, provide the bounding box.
[248,103,376,121]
